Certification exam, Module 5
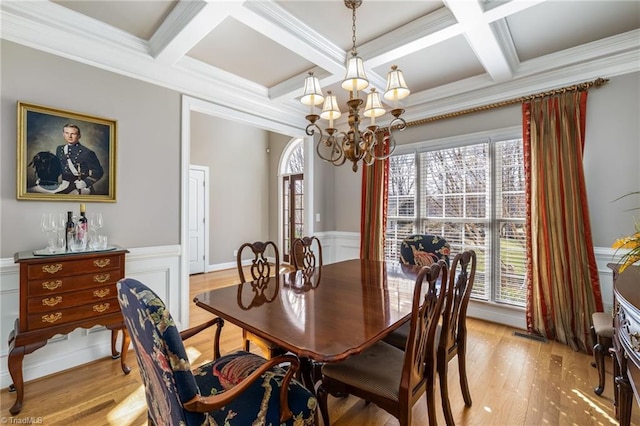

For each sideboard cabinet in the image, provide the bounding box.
[610,263,640,426]
[8,247,130,415]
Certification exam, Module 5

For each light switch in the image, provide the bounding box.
[316,213,321,222]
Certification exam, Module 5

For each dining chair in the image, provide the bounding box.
[291,235,324,383]
[383,250,476,426]
[400,234,451,267]
[437,250,476,425]
[317,261,448,426]
[236,241,287,359]
[116,278,316,426]
[590,311,614,395]
[291,235,323,270]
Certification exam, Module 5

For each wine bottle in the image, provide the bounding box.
[78,203,88,239]
[65,211,74,251]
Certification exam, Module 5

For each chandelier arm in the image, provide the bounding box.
[310,122,349,165]
[358,127,376,166]
[372,118,405,161]
[334,133,349,166]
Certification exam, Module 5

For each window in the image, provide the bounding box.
[385,136,527,307]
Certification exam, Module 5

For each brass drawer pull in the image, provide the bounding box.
[42,313,62,323]
[42,280,63,291]
[94,274,111,283]
[93,303,110,313]
[93,259,111,268]
[42,296,62,307]
[93,288,111,298]
[42,264,63,274]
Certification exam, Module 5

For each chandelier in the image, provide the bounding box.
[300,0,410,172]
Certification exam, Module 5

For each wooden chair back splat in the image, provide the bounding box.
[236,241,288,359]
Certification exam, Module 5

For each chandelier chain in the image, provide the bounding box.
[351,5,357,55]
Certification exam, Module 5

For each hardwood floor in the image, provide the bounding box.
[2,268,637,425]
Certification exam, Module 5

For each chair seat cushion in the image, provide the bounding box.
[321,342,404,402]
[193,351,317,425]
[383,321,410,350]
[212,351,268,389]
[592,312,614,338]
[384,321,443,352]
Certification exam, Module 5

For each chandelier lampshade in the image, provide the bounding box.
[320,91,342,128]
[364,88,385,125]
[384,65,410,102]
[300,0,410,172]
[342,53,369,93]
[301,72,324,107]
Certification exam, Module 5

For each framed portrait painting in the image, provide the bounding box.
[17,102,117,202]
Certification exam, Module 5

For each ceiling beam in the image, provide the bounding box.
[150,1,244,65]
[444,0,513,82]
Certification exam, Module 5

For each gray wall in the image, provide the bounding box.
[2,39,637,261]
[330,72,640,248]
[190,112,271,265]
[1,41,180,258]
[583,73,640,246]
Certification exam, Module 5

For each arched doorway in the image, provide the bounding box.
[280,139,304,263]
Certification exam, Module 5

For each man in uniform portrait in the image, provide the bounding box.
[55,123,104,194]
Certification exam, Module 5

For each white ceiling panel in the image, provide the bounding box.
[53,0,177,41]
[507,0,640,62]
[187,17,315,88]
[276,0,444,50]
[2,0,638,129]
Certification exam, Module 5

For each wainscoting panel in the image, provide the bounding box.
[0,245,181,389]
[0,240,620,389]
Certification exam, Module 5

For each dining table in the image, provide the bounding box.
[193,258,425,391]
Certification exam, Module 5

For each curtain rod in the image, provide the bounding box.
[406,77,609,128]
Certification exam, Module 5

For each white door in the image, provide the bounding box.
[189,166,208,274]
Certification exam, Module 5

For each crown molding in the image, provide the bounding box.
[1,1,638,134]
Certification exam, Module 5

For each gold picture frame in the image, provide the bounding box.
[17,102,117,202]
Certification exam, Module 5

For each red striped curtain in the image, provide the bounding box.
[523,91,603,353]
[360,133,389,260]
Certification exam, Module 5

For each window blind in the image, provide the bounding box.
[385,137,527,308]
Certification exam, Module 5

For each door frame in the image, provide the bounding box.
[278,137,314,265]
[180,95,311,328]
[282,172,304,263]
[188,165,209,274]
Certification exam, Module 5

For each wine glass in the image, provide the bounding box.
[40,212,54,234]
[90,212,103,231]
[95,213,104,231]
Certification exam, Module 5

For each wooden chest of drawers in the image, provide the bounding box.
[8,248,130,415]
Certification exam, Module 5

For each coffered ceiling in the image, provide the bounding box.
[1,0,639,134]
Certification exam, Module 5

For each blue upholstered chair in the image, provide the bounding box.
[116,278,316,426]
[400,234,451,266]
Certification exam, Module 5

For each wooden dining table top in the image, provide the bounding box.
[193,258,423,363]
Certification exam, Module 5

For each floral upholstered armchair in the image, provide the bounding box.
[400,234,451,267]
[116,278,316,426]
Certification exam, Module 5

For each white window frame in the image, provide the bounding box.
[387,126,526,328]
